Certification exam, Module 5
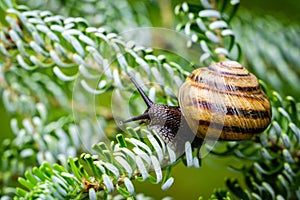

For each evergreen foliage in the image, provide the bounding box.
[0,0,299,199]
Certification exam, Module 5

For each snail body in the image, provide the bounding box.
[122,61,272,145]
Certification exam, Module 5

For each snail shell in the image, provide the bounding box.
[178,61,272,140]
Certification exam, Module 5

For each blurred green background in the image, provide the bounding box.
[1,0,300,199]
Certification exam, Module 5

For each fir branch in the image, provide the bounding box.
[1,3,190,102]
[233,12,300,99]
[175,0,241,64]
[17,0,152,31]
[0,1,192,197]
[15,128,199,199]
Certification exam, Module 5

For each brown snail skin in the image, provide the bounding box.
[121,61,272,146]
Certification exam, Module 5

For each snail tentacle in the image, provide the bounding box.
[129,76,153,107]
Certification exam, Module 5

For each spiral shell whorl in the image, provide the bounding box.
[178,61,272,140]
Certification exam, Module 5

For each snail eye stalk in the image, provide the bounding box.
[129,76,153,107]
[119,113,150,125]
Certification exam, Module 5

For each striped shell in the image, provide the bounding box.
[178,61,272,140]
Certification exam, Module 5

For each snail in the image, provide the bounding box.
[121,61,272,147]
